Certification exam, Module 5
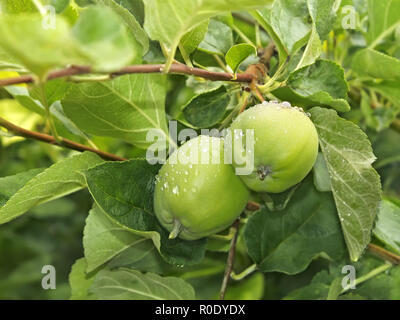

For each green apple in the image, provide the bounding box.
[154,135,250,240]
[230,102,319,193]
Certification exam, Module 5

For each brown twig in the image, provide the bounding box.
[0,117,126,161]
[246,200,261,211]
[239,95,249,114]
[0,64,255,88]
[245,63,267,84]
[251,82,265,102]
[367,243,400,265]
[258,42,276,68]
[232,12,266,32]
[243,63,268,102]
[219,219,240,300]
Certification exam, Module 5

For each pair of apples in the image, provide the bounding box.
[154,102,319,240]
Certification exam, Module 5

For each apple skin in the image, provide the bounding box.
[154,135,250,240]
[229,102,319,193]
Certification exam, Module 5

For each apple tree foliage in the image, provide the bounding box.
[0,0,400,300]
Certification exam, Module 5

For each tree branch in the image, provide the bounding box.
[219,219,240,300]
[246,200,261,211]
[0,64,255,88]
[0,117,126,161]
[258,42,276,68]
[368,243,400,265]
[232,13,259,28]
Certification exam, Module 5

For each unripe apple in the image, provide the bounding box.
[154,135,249,240]
[229,102,319,193]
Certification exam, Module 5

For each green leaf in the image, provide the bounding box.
[291,0,338,70]
[0,14,85,78]
[180,20,209,55]
[260,185,299,212]
[30,79,72,107]
[143,0,272,68]
[4,85,46,116]
[48,0,70,13]
[69,258,96,300]
[61,0,80,24]
[244,176,346,275]
[225,273,265,300]
[365,80,400,108]
[294,25,321,71]
[93,0,149,53]
[3,82,91,141]
[0,0,36,14]
[225,43,257,73]
[367,0,400,46]
[255,0,335,66]
[286,257,399,300]
[352,49,400,81]
[182,86,230,128]
[273,60,350,112]
[307,0,336,40]
[52,101,95,140]
[310,107,382,262]
[62,74,169,148]
[391,267,400,299]
[0,168,45,207]
[115,0,145,25]
[90,268,195,299]
[0,152,104,224]
[178,256,225,283]
[360,90,398,131]
[198,18,233,55]
[0,99,42,146]
[353,266,400,300]
[313,152,332,192]
[373,129,400,168]
[287,59,348,99]
[205,236,231,252]
[327,278,344,300]
[252,9,288,65]
[186,75,224,94]
[84,204,169,274]
[257,0,311,54]
[82,159,207,266]
[373,199,400,255]
[72,6,139,72]
[284,270,336,300]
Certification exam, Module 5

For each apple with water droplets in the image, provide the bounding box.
[154,135,249,240]
[229,102,319,193]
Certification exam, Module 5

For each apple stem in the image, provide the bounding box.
[169,220,182,239]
